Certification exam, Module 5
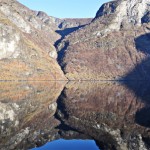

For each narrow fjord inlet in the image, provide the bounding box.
[0,0,150,150]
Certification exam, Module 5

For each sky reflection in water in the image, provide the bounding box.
[32,139,99,150]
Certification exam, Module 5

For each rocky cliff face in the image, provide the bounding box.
[59,0,150,80]
[95,0,150,30]
[0,0,67,80]
[0,0,60,43]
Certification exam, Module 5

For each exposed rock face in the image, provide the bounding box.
[0,0,66,80]
[0,22,21,59]
[96,0,150,27]
[0,0,60,43]
[57,82,150,150]
[59,0,150,80]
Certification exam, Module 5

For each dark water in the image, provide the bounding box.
[0,81,150,150]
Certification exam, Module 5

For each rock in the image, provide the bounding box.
[49,50,57,59]
[95,0,150,28]
[0,102,17,121]
[48,102,57,114]
[0,23,20,59]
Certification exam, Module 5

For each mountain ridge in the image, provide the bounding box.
[58,0,150,80]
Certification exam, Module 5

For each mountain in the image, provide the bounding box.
[58,0,150,80]
[35,11,92,38]
[0,0,92,80]
[1,0,150,81]
[0,0,66,80]
[35,11,92,30]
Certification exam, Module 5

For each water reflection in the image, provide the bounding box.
[33,139,99,150]
[0,81,150,150]
[0,81,66,150]
[56,81,150,150]
[121,81,150,128]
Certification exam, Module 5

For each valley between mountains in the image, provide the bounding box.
[1,1,150,150]
[0,0,150,81]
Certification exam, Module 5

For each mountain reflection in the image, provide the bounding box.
[0,81,150,150]
[0,81,66,150]
[56,81,150,150]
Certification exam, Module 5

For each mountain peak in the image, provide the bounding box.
[95,0,150,29]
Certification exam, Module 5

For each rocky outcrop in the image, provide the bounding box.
[59,0,150,80]
[0,0,66,80]
[95,0,150,27]
[0,0,60,43]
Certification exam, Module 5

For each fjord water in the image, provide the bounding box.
[32,139,99,150]
[0,81,150,150]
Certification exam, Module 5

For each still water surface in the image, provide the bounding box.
[0,81,150,150]
[33,139,99,150]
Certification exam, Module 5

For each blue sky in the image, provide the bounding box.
[18,0,109,18]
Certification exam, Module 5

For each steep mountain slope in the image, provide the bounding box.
[0,0,66,80]
[0,0,92,80]
[59,0,150,80]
